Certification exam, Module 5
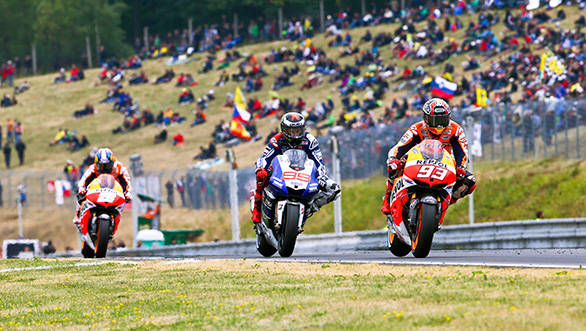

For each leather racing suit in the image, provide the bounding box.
[382,120,476,214]
[252,132,339,223]
[75,161,132,235]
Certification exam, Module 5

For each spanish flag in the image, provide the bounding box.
[475,87,488,107]
[232,87,251,123]
[230,118,251,140]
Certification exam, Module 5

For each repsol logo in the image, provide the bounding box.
[391,178,403,199]
[416,159,448,168]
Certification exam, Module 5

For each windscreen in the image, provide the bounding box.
[97,174,117,189]
[284,149,307,170]
[418,139,445,161]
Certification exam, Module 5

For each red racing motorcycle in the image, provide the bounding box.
[386,140,459,258]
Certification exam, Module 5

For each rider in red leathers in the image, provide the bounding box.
[73,148,132,235]
[381,98,476,215]
[252,112,340,224]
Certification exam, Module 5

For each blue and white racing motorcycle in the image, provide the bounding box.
[253,149,320,257]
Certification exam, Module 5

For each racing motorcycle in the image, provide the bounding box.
[386,140,462,258]
[252,149,320,257]
[77,174,126,258]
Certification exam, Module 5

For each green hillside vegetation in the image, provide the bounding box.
[0,5,581,172]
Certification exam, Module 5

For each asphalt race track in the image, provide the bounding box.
[159,249,586,269]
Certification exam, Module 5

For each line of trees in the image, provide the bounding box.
[0,0,403,73]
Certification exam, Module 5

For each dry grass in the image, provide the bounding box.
[0,259,583,329]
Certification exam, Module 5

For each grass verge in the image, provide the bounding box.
[0,259,583,330]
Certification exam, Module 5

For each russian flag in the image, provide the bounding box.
[232,87,251,124]
[431,76,457,99]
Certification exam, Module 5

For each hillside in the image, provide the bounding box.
[0,5,581,172]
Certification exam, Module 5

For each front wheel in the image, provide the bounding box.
[94,219,111,258]
[412,203,438,258]
[278,204,300,257]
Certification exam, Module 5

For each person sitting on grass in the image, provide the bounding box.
[155,69,175,84]
[178,88,195,105]
[154,129,167,144]
[128,71,148,85]
[191,109,207,127]
[14,81,30,95]
[73,104,97,118]
[0,94,17,107]
[194,141,217,160]
[54,68,66,84]
[176,73,197,87]
[171,133,184,146]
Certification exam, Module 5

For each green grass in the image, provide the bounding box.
[0,259,583,329]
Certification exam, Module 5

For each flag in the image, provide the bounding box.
[475,87,488,107]
[230,119,251,140]
[431,76,457,99]
[232,87,251,124]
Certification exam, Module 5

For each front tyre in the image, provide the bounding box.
[412,203,438,258]
[278,204,300,257]
[94,219,111,258]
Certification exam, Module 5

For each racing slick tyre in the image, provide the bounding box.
[278,204,300,257]
[94,219,111,258]
[412,203,437,258]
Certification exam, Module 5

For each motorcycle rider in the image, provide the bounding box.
[381,98,476,215]
[73,148,132,235]
[252,112,340,224]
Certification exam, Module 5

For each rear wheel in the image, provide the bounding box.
[256,226,277,257]
[94,219,111,258]
[412,203,438,258]
[278,204,300,257]
[388,231,411,257]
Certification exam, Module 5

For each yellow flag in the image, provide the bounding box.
[476,87,488,107]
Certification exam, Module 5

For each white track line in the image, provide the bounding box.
[0,261,138,273]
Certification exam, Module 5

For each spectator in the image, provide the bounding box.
[54,68,66,84]
[73,104,97,118]
[178,88,195,104]
[6,119,14,143]
[42,241,56,255]
[165,180,175,208]
[194,141,216,160]
[171,133,184,146]
[154,129,168,144]
[14,81,30,94]
[15,140,25,166]
[176,177,186,207]
[3,142,11,168]
[191,109,207,127]
[0,94,17,107]
[5,61,15,87]
[128,71,148,85]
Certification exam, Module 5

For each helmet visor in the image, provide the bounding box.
[424,113,450,128]
[97,162,113,173]
[284,126,304,139]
